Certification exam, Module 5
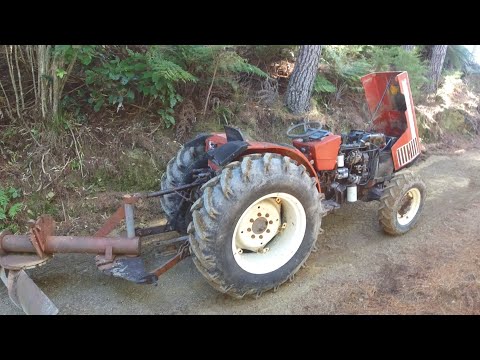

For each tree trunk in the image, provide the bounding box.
[285,45,322,114]
[425,45,448,94]
[402,45,415,52]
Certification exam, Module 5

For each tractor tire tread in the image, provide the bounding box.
[378,170,426,235]
[189,153,323,298]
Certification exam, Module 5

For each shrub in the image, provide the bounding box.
[83,46,197,127]
[0,186,23,233]
[160,45,269,88]
[75,45,268,127]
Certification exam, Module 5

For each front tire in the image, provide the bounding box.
[378,171,426,235]
[189,153,323,298]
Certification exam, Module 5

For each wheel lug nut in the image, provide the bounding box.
[259,235,263,239]
[251,235,255,239]
[257,213,262,217]
[269,220,273,224]
[266,229,270,233]
[247,228,251,232]
[250,219,254,223]
[266,213,269,217]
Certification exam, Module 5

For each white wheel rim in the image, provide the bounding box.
[232,192,306,275]
[397,188,421,226]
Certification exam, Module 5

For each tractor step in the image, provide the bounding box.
[322,199,341,216]
[97,256,150,283]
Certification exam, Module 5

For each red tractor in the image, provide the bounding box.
[0,71,426,314]
[160,71,426,298]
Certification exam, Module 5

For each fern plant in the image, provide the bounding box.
[320,45,373,94]
[83,46,198,127]
[0,186,23,233]
[161,45,268,89]
[161,45,267,76]
[79,45,267,126]
[313,75,336,94]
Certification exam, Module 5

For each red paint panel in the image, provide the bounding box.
[292,134,341,171]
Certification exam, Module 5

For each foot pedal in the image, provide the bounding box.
[98,256,149,283]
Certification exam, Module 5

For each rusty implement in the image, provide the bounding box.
[139,240,190,285]
[0,267,58,315]
[0,176,210,315]
[0,214,140,315]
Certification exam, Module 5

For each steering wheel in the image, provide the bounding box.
[286,121,329,140]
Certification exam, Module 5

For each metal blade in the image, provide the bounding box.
[1,267,58,315]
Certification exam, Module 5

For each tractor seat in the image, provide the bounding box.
[225,125,246,142]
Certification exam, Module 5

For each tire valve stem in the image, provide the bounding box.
[275,197,281,204]
[281,222,287,229]
[237,248,243,255]
[259,247,269,254]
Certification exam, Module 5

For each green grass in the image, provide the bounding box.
[90,149,160,192]
[25,192,59,219]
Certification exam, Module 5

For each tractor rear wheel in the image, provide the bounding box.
[378,170,426,235]
[189,153,323,298]
[160,134,210,234]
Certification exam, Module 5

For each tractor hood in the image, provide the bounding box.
[361,71,421,170]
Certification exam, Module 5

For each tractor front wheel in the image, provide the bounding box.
[189,153,323,298]
[378,170,426,235]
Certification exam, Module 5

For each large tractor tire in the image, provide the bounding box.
[188,153,324,298]
[160,134,210,234]
[378,170,426,235]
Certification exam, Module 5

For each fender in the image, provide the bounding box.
[206,133,321,192]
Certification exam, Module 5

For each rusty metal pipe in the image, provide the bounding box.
[94,205,125,237]
[1,235,140,255]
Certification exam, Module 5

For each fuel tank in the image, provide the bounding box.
[292,134,341,171]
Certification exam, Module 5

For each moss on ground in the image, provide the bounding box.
[90,149,160,192]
